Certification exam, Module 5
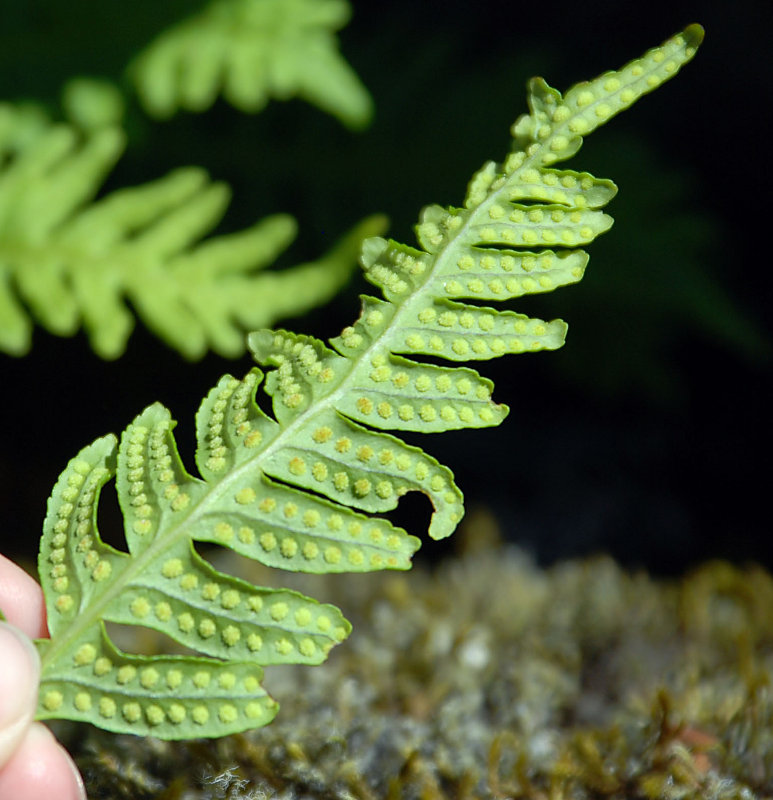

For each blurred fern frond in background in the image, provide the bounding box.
[129,0,373,129]
[0,93,384,360]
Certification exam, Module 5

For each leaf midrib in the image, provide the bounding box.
[40,69,601,679]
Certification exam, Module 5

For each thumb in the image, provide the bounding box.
[0,622,40,768]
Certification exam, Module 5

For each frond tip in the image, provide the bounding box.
[35,27,702,739]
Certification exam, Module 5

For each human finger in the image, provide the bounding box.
[0,555,47,639]
[0,622,40,768]
[0,723,86,800]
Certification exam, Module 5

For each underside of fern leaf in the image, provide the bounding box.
[35,27,702,739]
[129,0,373,129]
[0,102,382,359]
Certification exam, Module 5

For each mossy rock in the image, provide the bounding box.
[66,529,773,798]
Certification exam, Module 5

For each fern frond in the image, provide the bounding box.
[0,103,383,358]
[35,27,702,739]
[129,0,373,129]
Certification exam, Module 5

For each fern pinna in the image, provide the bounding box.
[35,27,703,739]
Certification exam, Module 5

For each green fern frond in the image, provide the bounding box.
[129,0,373,129]
[0,102,383,359]
[35,27,702,739]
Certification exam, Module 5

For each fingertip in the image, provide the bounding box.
[0,723,86,800]
[0,554,48,639]
[0,623,40,768]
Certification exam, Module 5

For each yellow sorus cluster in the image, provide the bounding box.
[254,525,401,570]
[443,273,556,296]
[364,244,430,296]
[503,168,603,207]
[50,459,113,615]
[274,356,304,410]
[222,491,408,569]
[42,675,275,728]
[204,372,267,472]
[348,376,496,426]
[336,302,391,351]
[125,418,192,543]
[537,35,695,165]
[416,305,538,334]
[455,251,563,275]
[230,373,265,450]
[125,424,155,537]
[305,425,459,511]
[470,212,601,248]
[390,245,430,276]
[438,249,586,297]
[404,305,553,357]
[414,206,468,252]
[364,354,491,400]
[338,325,364,350]
[363,307,386,329]
[153,557,346,652]
[270,335,338,408]
[203,375,240,473]
[365,264,410,296]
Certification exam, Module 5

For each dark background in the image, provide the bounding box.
[0,0,770,575]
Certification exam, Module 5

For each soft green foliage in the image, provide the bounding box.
[61,78,126,131]
[0,100,382,359]
[129,0,373,129]
[34,27,702,739]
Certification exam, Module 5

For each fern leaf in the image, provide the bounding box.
[35,27,702,739]
[0,102,384,358]
[129,0,373,129]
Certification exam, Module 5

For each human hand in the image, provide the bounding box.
[0,554,86,800]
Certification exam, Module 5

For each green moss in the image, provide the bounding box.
[66,536,773,798]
